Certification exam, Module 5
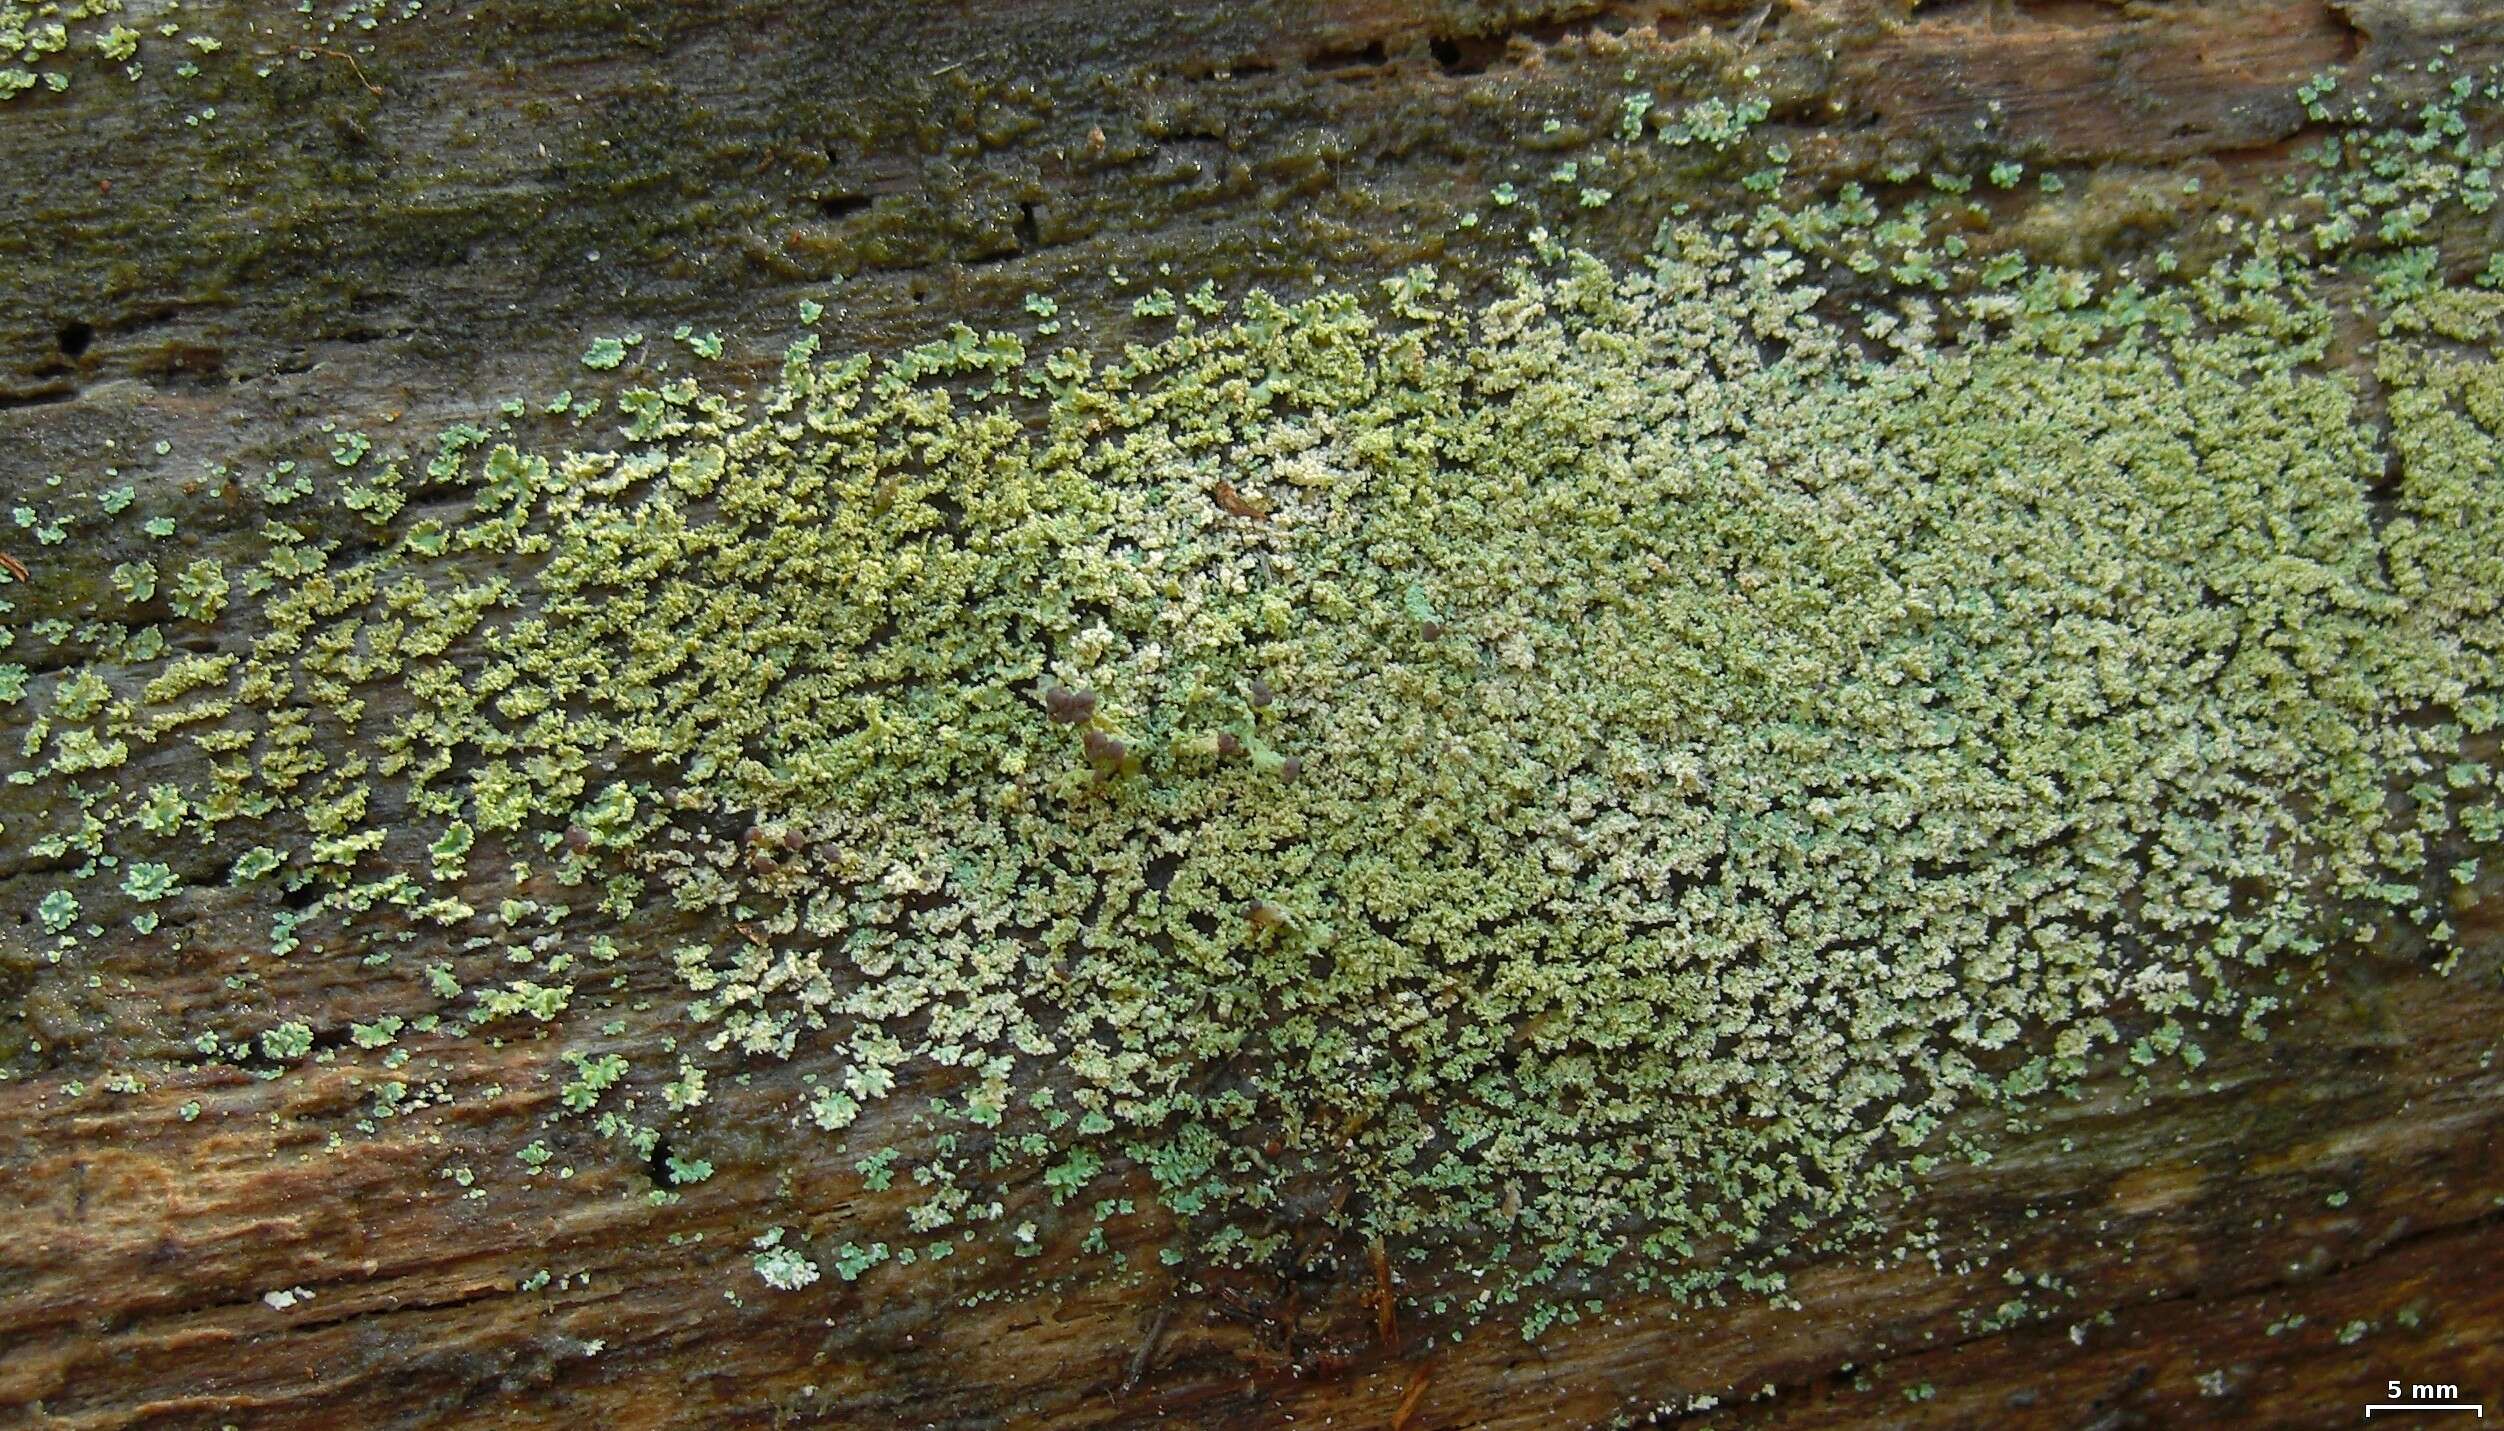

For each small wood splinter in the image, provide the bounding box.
[1210,479,1271,520]
[1122,1305,1172,1392]
[1389,1361,1433,1431]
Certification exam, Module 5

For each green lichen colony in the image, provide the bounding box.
[7,63,2504,1329]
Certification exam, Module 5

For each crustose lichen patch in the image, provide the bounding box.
[5,63,2504,1337]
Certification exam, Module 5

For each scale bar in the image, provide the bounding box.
[2366,1406,2483,1418]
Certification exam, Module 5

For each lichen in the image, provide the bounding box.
[750,1226,819,1290]
[9,58,2504,1336]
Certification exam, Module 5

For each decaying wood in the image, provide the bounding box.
[3,1,2502,1427]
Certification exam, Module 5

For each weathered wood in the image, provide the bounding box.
[4,2,2502,1427]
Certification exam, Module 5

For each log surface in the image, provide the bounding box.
[3,1,2502,1427]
